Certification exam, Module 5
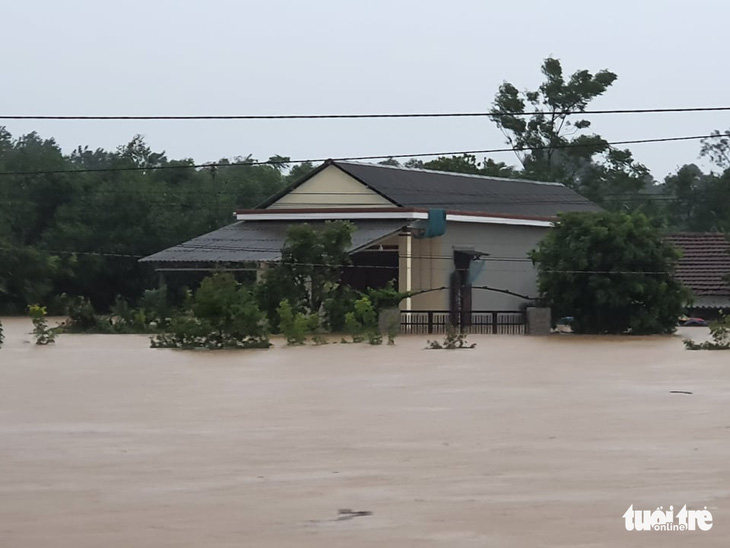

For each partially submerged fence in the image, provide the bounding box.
[400,310,526,335]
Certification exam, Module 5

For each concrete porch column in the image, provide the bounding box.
[398,231,412,311]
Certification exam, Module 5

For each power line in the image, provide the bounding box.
[0,133,722,177]
[4,106,730,120]
[4,195,713,208]
[0,244,678,275]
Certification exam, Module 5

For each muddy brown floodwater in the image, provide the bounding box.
[0,317,728,547]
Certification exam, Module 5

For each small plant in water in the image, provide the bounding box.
[312,333,329,346]
[278,300,309,345]
[366,330,383,346]
[684,313,730,350]
[427,325,476,350]
[0,319,4,348]
[28,304,59,345]
[345,296,383,344]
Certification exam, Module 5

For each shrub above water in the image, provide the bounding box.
[684,314,730,350]
[28,304,60,345]
[151,273,269,350]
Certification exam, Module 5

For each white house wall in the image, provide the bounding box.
[268,165,394,209]
[401,222,548,310]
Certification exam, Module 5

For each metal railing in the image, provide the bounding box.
[400,310,526,335]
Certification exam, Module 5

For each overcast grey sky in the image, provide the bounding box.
[3,0,729,180]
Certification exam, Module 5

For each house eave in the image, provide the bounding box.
[234,207,555,227]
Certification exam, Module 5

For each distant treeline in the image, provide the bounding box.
[0,130,315,313]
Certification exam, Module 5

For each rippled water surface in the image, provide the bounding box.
[0,317,727,547]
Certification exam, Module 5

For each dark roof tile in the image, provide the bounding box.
[140,219,409,264]
[334,161,601,218]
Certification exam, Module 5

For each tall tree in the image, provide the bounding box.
[700,130,730,170]
[490,57,651,207]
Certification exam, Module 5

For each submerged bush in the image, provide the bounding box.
[684,314,730,350]
[28,304,60,345]
[277,299,329,346]
[344,296,383,345]
[60,296,117,333]
[151,273,269,350]
[277,299,309,345]
[322,285,360,332]
[151,316,270,350]
[427,325,476,350]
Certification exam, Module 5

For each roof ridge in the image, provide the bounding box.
[335,159,564,187]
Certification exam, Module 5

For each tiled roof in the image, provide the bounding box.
[665,233,730,297]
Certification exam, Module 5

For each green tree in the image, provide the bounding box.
[700,130,730,170]
[402,155,517,178]
[0,128,290,311]
[659,164,730,232]
[286,161,316,184]
[260,221,354,318]
[422,154,482,174]
[426,154,518,177]
[531,211,687,334]
[490,57,651,206]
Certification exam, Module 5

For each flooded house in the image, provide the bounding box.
[141,160,600,329]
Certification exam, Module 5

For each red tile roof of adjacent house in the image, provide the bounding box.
[665,233,730,296]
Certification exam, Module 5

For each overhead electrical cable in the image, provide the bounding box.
[3,106,730,120]
[0,133,722,177]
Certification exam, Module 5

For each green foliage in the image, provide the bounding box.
[65,296,100,331]
[366,331,383,345]
[531,211,687,334]
[277,299,309,345]
[0,127,302,312]
[28,304,59,345]
[658,165,730,232]
[344,312,365,343]
[489,57,651,207]
[364,281,407,311]
[60,292,169,334]
[0,244,60,314]
[263,221,354,317]
[286,161,316,183]
[138,287,173,325]
[322,285,360,331]
[151,273,269,350]
[427,325,476,349]
[391,155,517,178]
[684,314,730,350]
[311,333,329,346]
[344,296,382,344]
[256,264,306,331]
[700,130,730,170]
[365,283,406,345]
[386,326,398,345]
